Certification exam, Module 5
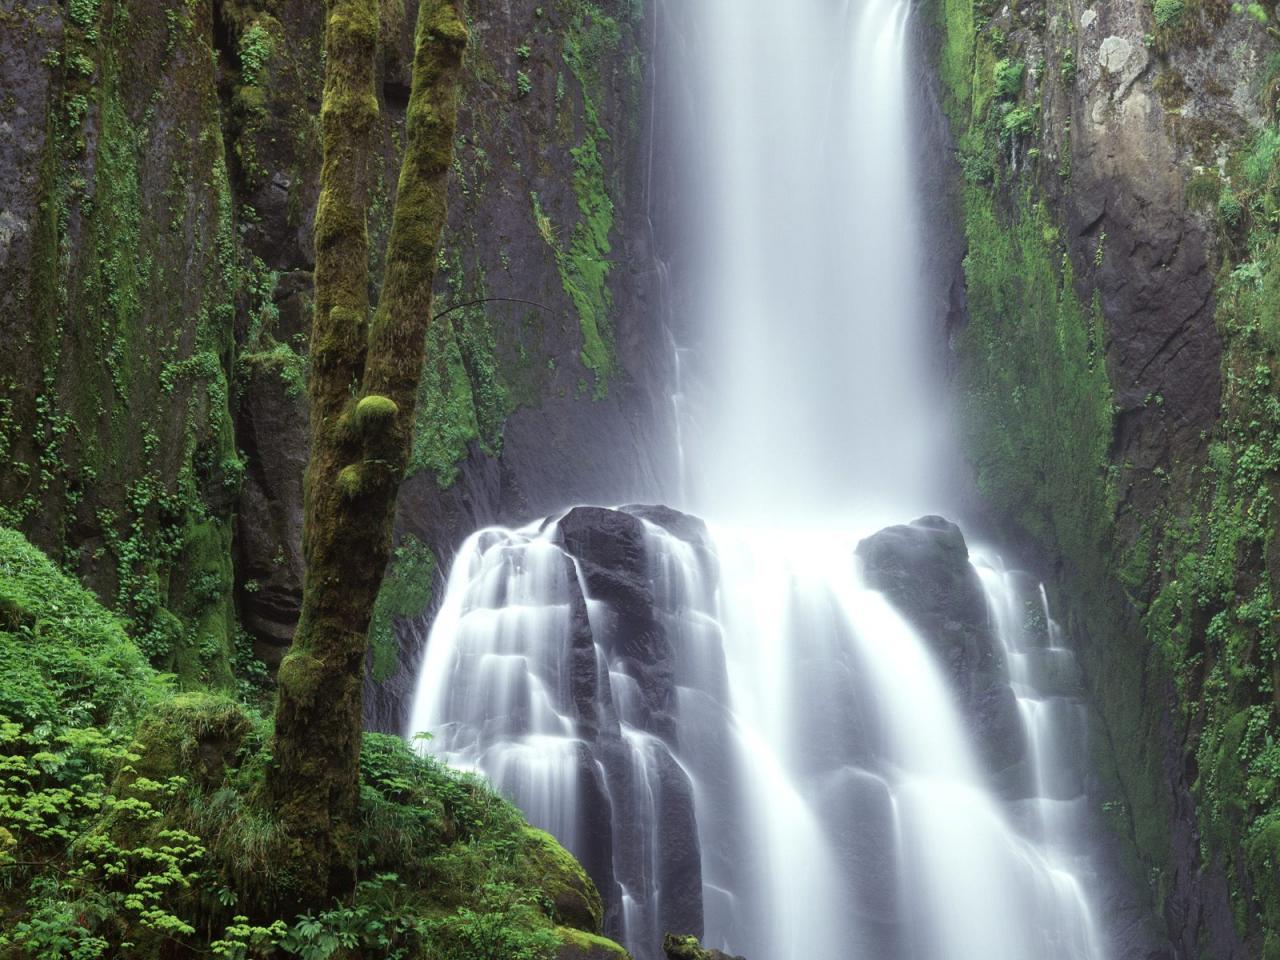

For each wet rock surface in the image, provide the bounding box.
[857,516,1027,780]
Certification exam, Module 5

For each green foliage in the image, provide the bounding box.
[238,21,276,87]
[1059,50,1077,86]
[422,885,560,960]
[1000,105,1037,141]
[0,531,623,958]
[1220,188,1244,225]
[0,526,167,731]
[1245,128,1280,188]
[1154,0,1185,29]
[408,247,511,488]
[993,58,1025,99]
[368,535,437,683]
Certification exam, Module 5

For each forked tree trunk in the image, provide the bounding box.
[269,0,467,908]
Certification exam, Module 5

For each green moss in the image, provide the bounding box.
[337,463,365,498]
[0,524,167,731]
[519,826,604,933]
[238,340,309,397]
[356,393,399,424]
[3,0,243,688]
[958,188,1115,566]
[547,1,627,399]
[368,534,436,683]
[1154,0,1186,28]
[409,249,511,488]
[558,926,633,959]
[938,0,1280,942]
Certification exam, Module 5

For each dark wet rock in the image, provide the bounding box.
[814,767,903,956]
[558,507,656,620]
[232,353,309,666]
[491,504,711,956]
[857,516,1027,781]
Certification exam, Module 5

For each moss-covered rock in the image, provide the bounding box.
[520,825,605,933]
[558,925,634,960]
[662,933,745,960]
[127,692,253,791]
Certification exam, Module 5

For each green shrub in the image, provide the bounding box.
[1244,128,1280,187]
[1000,105,1037,141]
[1154,0,1185,28]
[994,58,1025,99]
[1185,172,1222,209]
[1219,188,1244,225]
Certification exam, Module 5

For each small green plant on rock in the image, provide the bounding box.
[1154,0,1185,29]
[994,58,1026,99]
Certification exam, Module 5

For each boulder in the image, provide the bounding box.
[521,826,606,934]
[856,516,1027,780]
[662,933,745,960]
[558,927,634,960]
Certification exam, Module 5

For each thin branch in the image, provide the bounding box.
[432,297,555,322]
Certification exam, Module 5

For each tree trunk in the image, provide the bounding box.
[269,0,467,909]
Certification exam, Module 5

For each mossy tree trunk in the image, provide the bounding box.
[269,0,467,908]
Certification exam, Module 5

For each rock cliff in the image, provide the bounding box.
[0,0,674,720]
[927,0,1280,951]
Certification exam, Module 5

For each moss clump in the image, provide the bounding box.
[661,933,740,960]
[336,463,365,499]
[368,533,436,682]
[128,691,254,790]
[1154,0,1185,29]
[519,826,604,933]
[356,393,399,425]
[559,926,634,959]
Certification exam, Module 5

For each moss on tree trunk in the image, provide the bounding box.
[268,0,467,909]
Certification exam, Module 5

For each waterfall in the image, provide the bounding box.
[407,0,1114,957]
[409,514,1107,959]
[676,0,942,517]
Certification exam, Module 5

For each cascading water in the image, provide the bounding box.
[410,513,1109,959]
[408,0,1116,957]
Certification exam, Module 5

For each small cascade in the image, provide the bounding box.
[975,557,1099,866]
[410,510,1110,960]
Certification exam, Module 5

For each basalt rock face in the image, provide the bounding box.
[929,0,1280,951]
[0,0,672,691]
[550,505,708,943]
[857,516,1027,784]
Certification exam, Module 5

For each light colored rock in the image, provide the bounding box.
[1099,35,1133,73]
[1081,8,1098,31]
[0,211,27,268]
